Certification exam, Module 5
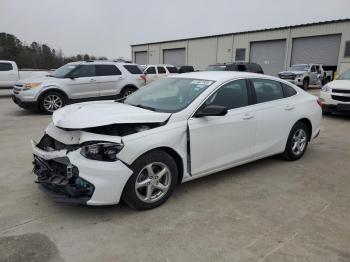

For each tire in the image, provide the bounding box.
[302,79,309,90]
[39,91,66,114]
[122,150,178,210]
[282,122,309,161]
[120,86,137,98]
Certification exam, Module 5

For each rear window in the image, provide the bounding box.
[166,66,178,73]
[96,65,121,76]
[124,65,143,74]
[0,62,13,71]
[157,66,166,74]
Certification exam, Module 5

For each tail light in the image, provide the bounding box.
[140,74,147,84]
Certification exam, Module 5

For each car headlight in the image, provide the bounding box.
[322,85,331,92]
[296,74,303,78]
[23,82,42,90]
[80,142,124,161]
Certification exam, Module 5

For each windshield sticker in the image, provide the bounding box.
[191,80,213,86]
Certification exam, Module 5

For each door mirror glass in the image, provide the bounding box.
[194,105,228,117]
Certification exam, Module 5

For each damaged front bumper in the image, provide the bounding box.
[31,135,133,205]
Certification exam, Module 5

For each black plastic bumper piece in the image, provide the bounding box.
[33,156,94,204]
[12,95,38,110]
[323,104,350,114]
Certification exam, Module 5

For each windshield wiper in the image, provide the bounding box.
[132,104,157,111]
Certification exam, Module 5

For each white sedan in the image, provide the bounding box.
[32,72,322,210]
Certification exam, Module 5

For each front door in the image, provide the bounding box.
[188,79,256,176]
[64,64,99,99]
[309,65,318,85]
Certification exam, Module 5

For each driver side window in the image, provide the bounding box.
[206,79,249,110]
[70,65,96,78]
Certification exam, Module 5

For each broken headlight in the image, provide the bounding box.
[80,142,124,161]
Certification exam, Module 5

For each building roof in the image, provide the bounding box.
[131,18,350,47]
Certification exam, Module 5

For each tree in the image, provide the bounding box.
[0,32,105,69]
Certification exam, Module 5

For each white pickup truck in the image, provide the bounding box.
[278,64,333,90]
[0,60,19,88]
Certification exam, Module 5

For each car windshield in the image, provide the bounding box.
[49,64,78,78]
[205,65,226,71]
[124,78,215,113]
[289,65,309,71]
[337,68,350,80]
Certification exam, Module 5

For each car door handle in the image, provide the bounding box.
[285,105,295,111]
[90,79,97,82]
[242,113,254,120]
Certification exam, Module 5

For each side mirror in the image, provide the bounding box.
[194,105,228,118]
[69,74,79,80]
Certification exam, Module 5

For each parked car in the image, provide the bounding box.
[31,71,321,210]
[320,67,350,114]
[205,63,264,74]
[278,64,332,90]
[178,65,195,74]
[12,61,146,114]
[0,60,19,88]
[143,64,178,84]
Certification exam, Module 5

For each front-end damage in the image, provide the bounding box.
[31,119,170,205]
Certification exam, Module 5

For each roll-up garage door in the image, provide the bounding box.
[250,40,286,76]
[163,48,186,67]
[291,35,341,66]
[135,51,148,65]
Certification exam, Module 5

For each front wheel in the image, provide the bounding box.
[39,91,66,114]
[282,122,309,161]
[122,150,178,210]
[302,79,309,90]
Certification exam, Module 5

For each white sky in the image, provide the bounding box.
[1,0,349,59]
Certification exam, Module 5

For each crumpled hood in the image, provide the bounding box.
[279,70,306,75]
[53,101,171,129]
[327,80,350,90]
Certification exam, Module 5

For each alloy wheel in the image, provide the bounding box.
[135,162,171,203]
[43,94,63,112]
[291,129,307,155]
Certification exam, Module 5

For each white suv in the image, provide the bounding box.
[12,61,146,113]
[320,68,350,114]
[143,64,178,84]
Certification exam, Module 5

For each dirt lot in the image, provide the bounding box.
[1,91,350,262]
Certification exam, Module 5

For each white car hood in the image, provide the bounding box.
[16,75,52,84]
[328,80,350,90]
[53,101,171,129]
[279,70,305,75]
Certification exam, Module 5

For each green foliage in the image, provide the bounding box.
[0,33,104,69]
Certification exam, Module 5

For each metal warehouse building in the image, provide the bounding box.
[131,19,350,76]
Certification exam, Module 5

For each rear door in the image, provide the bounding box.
[0,62,17,87]
[145,66,157,84]
[96,64,123,97]
[188,79,256,176]
[64,65,99,99]
[249,78,297,157]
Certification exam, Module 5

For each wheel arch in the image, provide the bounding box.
[130,147,184,184]
[121,84,138,93]
[297,118,312,141]
[38,87,69,104]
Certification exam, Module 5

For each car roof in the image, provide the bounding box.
[146,64,176,67]
[0,60,16,63]
[67,61,138,66]
[170,71,275,82]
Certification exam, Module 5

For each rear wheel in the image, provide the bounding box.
[39,91,66,114]
[122,150,178,210]
[282,122,309,161]
[120,86,137,98]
